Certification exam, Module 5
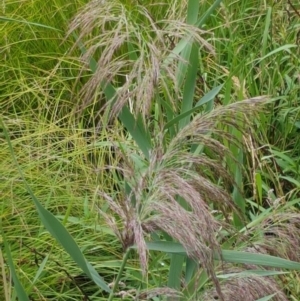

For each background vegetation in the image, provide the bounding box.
[1,0,300,300]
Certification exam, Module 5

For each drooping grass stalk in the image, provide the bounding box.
[1,0,300,299]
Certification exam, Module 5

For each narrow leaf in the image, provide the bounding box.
[255,294,277,301]
[220,250,300,270]
[142,241,186,253]
[253,44,297,63]
[179,43,199,129]
[164,85,223,130]
[168,254,185,289]
[0,16,62,31]
[232,148,245,228]
[175,0,199,87]
[185,258,198,283]
[142,241,300,270]
[261,7,272,57]
[217,270,288,279]
[196,0,223,28]
[2,235,30,301]
[255,172,263,205]
[32,254,49,284]
[118,109,152,159]
[0,119,111,293]
[196,84,223,107]
[187,0,199,24]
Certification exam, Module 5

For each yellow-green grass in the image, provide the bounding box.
[1,0,300,300]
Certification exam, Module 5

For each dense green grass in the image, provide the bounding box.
[1,0,300,300]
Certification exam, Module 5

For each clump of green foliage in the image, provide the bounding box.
[1,0,300,300]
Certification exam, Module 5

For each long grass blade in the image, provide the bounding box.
[185,257,198,283]
[167,254,185,289]
[217,270,288,279]
[179,43,199,129]
[175,0,199,88]
[32,254,49,284]
[252,44,297,63]
[196,0,223,28]
[0,16,62,31]
[220,250,300,270]
[2,234,30,301]
[261,7,272,57]
[142,241,300,270]
[255,294,277,301]
[164,84,223,130]
[0,118,111,293]
[232,148,245,228]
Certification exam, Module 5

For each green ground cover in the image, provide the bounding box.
[1,0,300,300]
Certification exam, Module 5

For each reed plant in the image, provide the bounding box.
[1,0,300,300]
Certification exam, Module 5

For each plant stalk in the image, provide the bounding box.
[107,248,131,301]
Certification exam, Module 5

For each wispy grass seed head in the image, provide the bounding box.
[96,97,268,301]
[202,268,288,301]
[67,0,214,117]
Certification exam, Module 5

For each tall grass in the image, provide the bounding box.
[1,0,300,300]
